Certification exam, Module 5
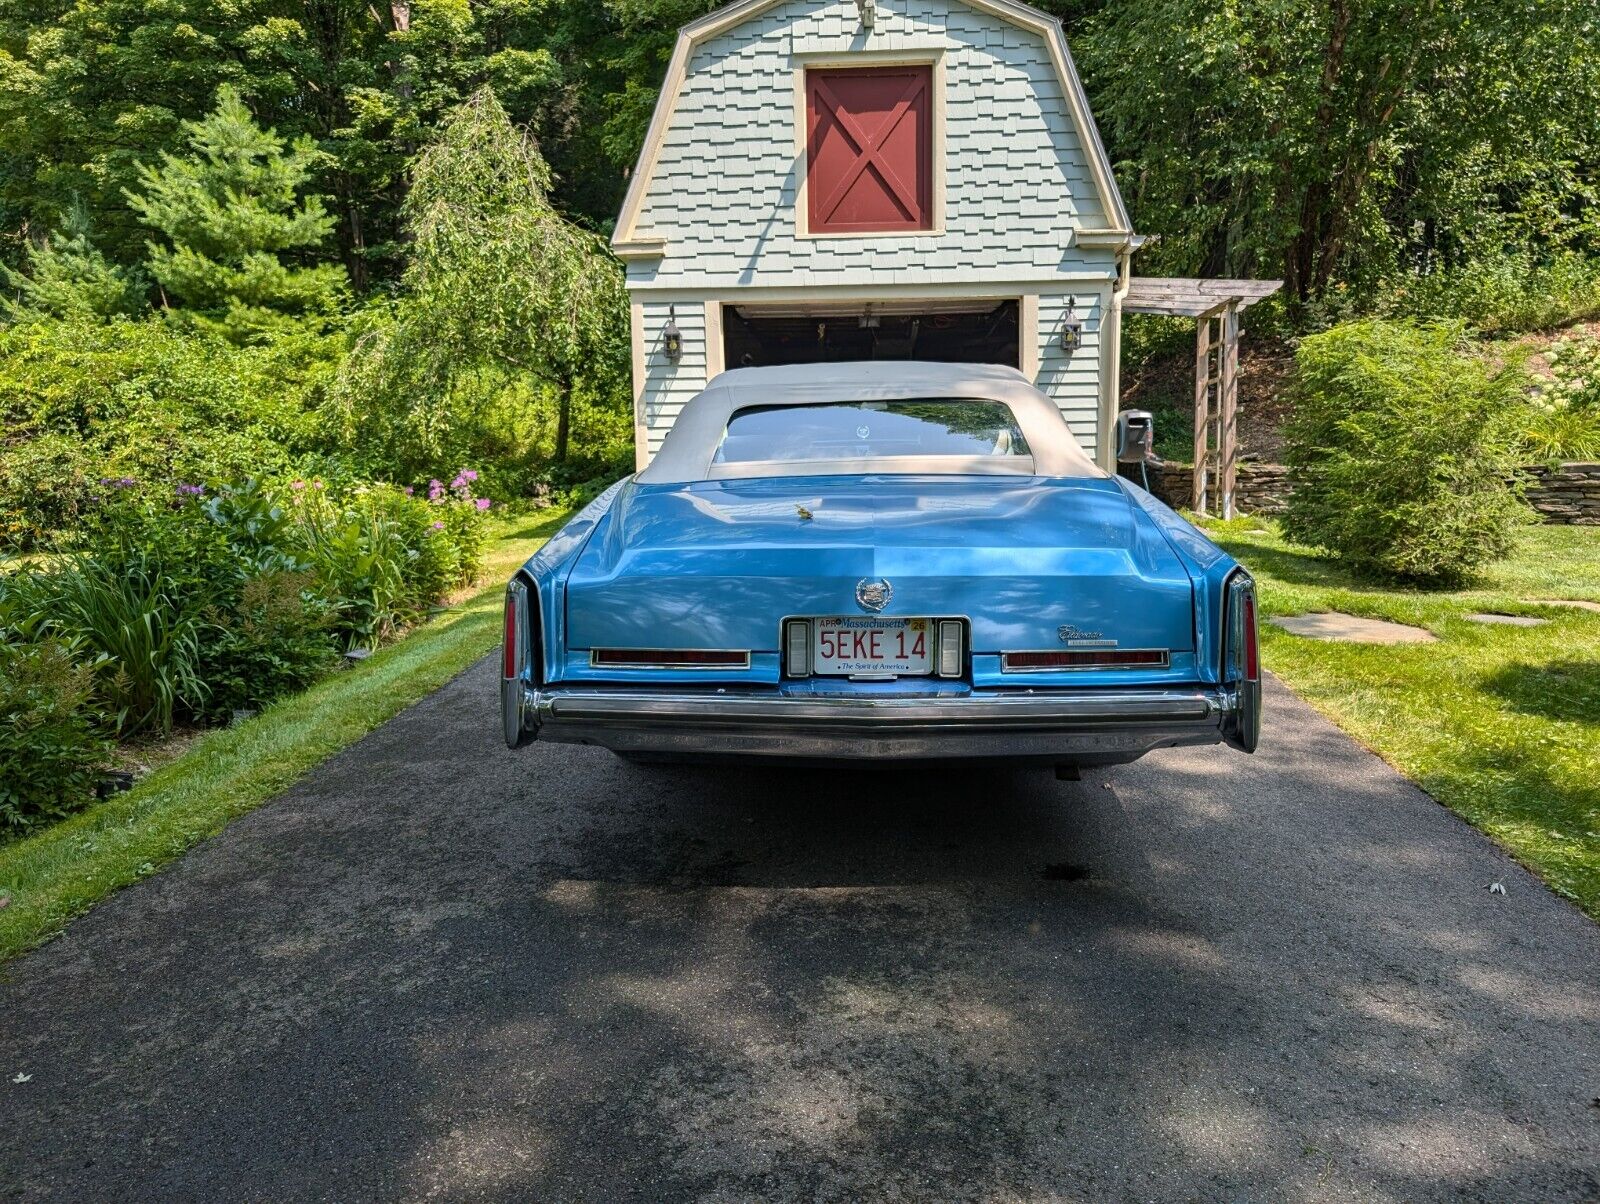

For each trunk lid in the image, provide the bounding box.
[565,475,1194,655]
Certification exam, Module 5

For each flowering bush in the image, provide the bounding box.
[1,469,493,756]
[286,472,490,643]
[1522,333,1600,460]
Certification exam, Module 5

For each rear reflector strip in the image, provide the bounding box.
[591,648,751,669]
[1002,649,1170,672]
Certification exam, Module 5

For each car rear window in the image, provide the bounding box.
[713,400,1031,464]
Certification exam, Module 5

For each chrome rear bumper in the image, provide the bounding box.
[507,682,1241,764]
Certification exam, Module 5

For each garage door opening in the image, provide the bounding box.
[723,300,1020,370]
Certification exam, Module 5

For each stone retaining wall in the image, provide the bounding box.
[1124,460,1600,525]
[1523,461,1600,524]
[1127,461,1295,516]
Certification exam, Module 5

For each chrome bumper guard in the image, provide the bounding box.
[510,683,1239,764]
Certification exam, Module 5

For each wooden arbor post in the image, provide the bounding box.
[1190,301,1240,519]
[1122,277,1281,518]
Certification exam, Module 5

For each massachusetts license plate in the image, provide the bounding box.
[813,617,931,676]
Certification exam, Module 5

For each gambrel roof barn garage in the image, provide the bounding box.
[614,0,1144,472]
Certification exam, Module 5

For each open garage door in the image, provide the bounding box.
[724,299,1020,370]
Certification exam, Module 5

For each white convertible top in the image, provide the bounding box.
[637,361,1105,484]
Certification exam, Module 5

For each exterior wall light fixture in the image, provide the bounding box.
[662,306,683,362]
[1059,298,1083,353]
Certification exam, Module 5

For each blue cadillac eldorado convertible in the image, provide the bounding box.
[500,361,1260,769]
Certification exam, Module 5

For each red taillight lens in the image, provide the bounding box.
[1243,592,1259,681]
[1002,649,1170,671]
[591,649,751,668]
[503,592,519,678]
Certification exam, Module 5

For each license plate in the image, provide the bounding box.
[813,617,931,676]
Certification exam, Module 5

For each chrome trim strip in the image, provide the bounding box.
[588,649,753,670]
[1000,649,1172,672]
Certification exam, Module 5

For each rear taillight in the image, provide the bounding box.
[1243,591,1259,681]
[502,578,535,748]
[591,648,751,669]
[1225,571,1259,683]
[1222,570,1262,753]
[1002,649,1170,672]
[503,589,519,678]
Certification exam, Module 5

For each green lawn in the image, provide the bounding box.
[0,508,569,962]
[1203,518,1600,918]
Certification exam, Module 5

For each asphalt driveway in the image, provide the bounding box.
[2,662,1597,1202]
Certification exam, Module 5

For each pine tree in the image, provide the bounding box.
[124,86,347,340]
[2,204,148,322]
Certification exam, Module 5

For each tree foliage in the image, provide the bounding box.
[1076,0,1600,301]
[332,88,628,482]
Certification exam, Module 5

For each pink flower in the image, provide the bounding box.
[291,480,306,491]
[427,479,444,501]
[403,486,414,497]
[475,498,491,511]
[430,520,444,530]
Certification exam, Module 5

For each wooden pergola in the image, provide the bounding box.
[1124,277,1283,519]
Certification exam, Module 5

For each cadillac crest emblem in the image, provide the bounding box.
[855,578,893,613]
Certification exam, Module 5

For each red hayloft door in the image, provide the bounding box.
[806,66,932,234]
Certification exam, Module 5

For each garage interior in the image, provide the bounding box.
[723,299,1020,369]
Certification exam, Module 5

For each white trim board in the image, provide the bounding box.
[612,0,1132,251]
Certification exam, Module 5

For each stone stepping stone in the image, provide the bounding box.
[1270,613,1436,643]
[1528,599,1600,614]
[1465,613,1548,627]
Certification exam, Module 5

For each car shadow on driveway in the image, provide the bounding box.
[2,664,1597,1203]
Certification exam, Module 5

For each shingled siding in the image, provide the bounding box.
[1129,460,1600,525]
[628,0,1114,293]
[635,300,710,463]
[1035,290,1105,445]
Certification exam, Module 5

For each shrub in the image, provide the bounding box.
[197,569,340,720]
[0,641,111,830]
[1283,320,1531,585]
[284,475,491,647]
[0,316,336,547]
[0,471,490,751]
[0,433,98,551]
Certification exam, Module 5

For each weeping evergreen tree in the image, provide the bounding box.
[2,203,147,322]
[335,87,627,473]
[124,86,347,340]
